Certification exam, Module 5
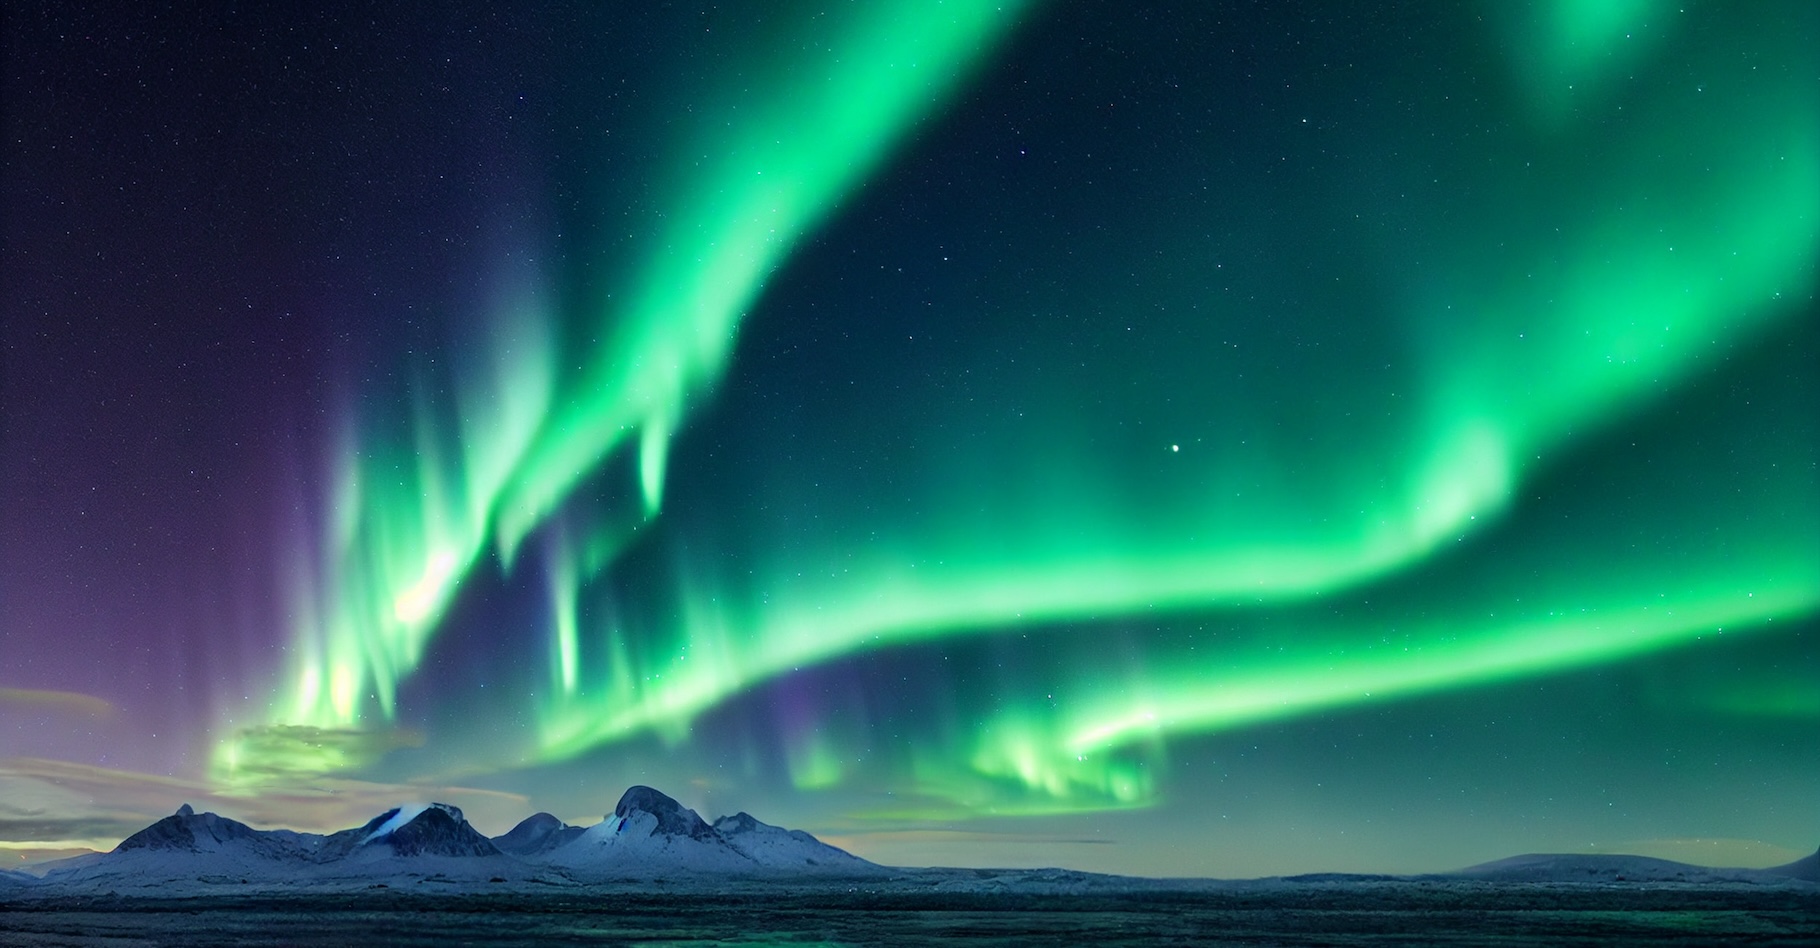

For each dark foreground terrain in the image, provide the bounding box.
[3,884,1816,947]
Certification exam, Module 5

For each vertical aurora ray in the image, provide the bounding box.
[545,532,580,697]
[488,0,1040,552]
[215,0,1037,782]
[242,283,558,772]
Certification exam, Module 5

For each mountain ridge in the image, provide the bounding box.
[7,787,1815,898]
[1766,845,1820,883]
[1455,847,1820,884]
[15,784,882,894]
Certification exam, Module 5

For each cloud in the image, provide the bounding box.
[0,817,149,844]
[0,766,171,861]
[0,757,531,851]
[0,759,197,795]
[216,724,425,783]
[0,688,113,717]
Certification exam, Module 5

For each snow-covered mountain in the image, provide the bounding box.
[32,814,296,892]
[117,803,284,857]
[712,810,875,872]
[15,785,881,895]
[344,803,502,858]
[17,785,1809,898]
[39,803,321,888]
[527,785,881,878]
[27,800,524,894]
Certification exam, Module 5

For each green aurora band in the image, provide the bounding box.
[216,0,1038,781]
[218,0,1819,816]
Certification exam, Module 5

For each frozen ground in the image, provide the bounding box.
[2,882,1816,946]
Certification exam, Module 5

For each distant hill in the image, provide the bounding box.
[1453,851,1809,885]
[1766,846,1820,883]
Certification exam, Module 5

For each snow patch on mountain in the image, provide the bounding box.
[376,804,500,858]
[361,805,431,844]
[349,803,498,858]
[514,786,884,879]
[549,804,754,875]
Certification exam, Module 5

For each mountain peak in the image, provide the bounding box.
[360,802,500,858]
[492,812,584,856]
[62,784,880,886]
[507,811,565,836]
[116,807,260,854]
[613,785,714,839]
[708,809,876,871]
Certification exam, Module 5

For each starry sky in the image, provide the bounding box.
[3,1,1816,877]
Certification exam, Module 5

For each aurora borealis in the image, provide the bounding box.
[3,0,1816,877]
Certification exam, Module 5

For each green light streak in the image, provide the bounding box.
[531,56,1820,762]
[215,1,1035,783]
[535,545,1818,807]
[965,711,1158,808]
[546,535,580,697]
[219,3,1818,811]
[935,591,1814,814]
[489,0,1038,554]
[1422,93,1820,455]
[785,730,848,792]
[1067,592,1809,756]
[531,469,1519,761]
[275,289,556,733]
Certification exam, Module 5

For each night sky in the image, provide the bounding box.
[3,1,1816,877]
